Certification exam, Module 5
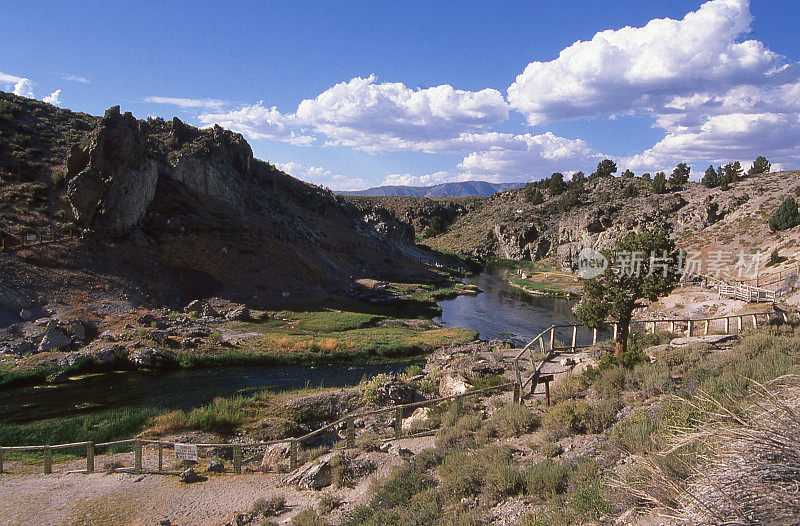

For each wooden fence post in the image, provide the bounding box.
[738,316,743,332]
[157,444,163,472]
[233,444,242,474]
[571,326,577,350]
[86,442,94,473]
[290,440,298,471]
[549,328,555,351]
[671,320,676,333]
[43,446,51,475]
[544,378,551,407]
[725,317,731,334]
[612,323,618,341]
[513,381,520,404]
[394,407,403,438]
[687,320,693,336]
[346,417,355,449]
[592,328,597,345]
[0,448,4,473]
[704,320,709,336]
[752,314,758,329]
[134,440,142,474]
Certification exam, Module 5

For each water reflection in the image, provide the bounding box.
[435,268,578,345]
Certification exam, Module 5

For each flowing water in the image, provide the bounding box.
[1,269,579,423]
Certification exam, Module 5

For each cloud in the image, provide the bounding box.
[274,161,366,191]
[11,78,34,98]
[143,96,228,110]
[42,89,61,105]
[456,132,601,181]
[199,103,315,146]
[508,0,780,124]
[382,172,457,186]
[624,79,800,172]
[61,74,90,84]
[295,75,509,152]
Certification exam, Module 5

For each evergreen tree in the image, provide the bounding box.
[701,164,720,188]
[669,162,690,186]
[622,169,635,178]
[622,183,639,198]
[641,173,651,181]
[590,159,617,180]
[576,230,679,356]
[652,172,667,194]
[769,197,800,232]
[549,172,567,196]
[748,156,771,176]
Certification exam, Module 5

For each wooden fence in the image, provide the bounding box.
[0,382,512,476]
[513,309,786,402]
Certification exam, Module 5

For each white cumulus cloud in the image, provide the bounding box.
[12,78,34,98]
[508,0,780,124]
[295,75,509,152]
[200,103,315,146]
[61,74,90,84]
[274,161,366,191]
[42,89,61,105]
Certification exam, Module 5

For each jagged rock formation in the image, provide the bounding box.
[0,92,453,321]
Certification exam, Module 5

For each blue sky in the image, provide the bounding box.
[3,0,800,189]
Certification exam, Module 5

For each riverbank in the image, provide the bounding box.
[0,273,480,390]
[485,257,582,299]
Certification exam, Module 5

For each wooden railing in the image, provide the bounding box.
[512,309,786,401]
[0,382,513,476]
[718,283,779,302]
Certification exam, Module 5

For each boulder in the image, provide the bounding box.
[6,340,35,356]
[206,460,225,473]
[670,334,738,347]
[19,308,35,321]
[282,453,333,490]
[179,467,206,483]
[225,305,250,321]
[129,348,175,369]
[260,443,291,472]
[65,107,159,233]
[202,304,220,318]
[559,357,576,367]
[46,370,71,384]
[401,407,431,432]
[389,444,413,458]
[38,321,71,352]
[439,374,472,397]
[184,300,204,314]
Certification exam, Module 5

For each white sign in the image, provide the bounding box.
[174,443,198,461]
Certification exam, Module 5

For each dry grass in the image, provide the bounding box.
[614,375,800,524]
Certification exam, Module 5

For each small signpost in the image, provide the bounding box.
[174,443,198,462]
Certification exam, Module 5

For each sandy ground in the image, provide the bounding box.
[0,437,424,526]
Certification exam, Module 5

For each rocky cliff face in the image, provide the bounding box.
[371,170,799,270]
[0,93,439,319]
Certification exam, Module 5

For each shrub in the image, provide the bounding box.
[424,216,447,238]
[621,183,638,199]
[569,477,612,520]
[524,459,569,498]
[539,440,563,458]
[488,403,538,438]
[317,494,342,515]
[543,399,592,438]
[632,362,672,398]
[291,508,325,526]
[250,495,286,518]
[435,413,482,451]
[769,197,800,232]
[438,446,522,502]
[360,373,393,404]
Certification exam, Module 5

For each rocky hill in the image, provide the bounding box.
[0,92,454,325]
[367,171,800,285]
[337,181,522,197]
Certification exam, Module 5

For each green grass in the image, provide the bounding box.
[0,407,162,448]
[292,310,383,332]
[223,323,477,359]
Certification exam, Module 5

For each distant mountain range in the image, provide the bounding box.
[337,181,524,197]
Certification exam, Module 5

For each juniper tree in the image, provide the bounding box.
[576,230,679,356]
[669,162,690,187]
[748,156,770,176]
